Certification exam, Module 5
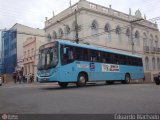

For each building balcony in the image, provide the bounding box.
[153,47,156,53]
[157,48,160,54]
[144,46,160,54]
[149,47,155,53]
[144,46,149,53]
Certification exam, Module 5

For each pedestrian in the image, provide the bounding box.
[25,74,28,83]
[19,73,22,84]
[29,73,33,83]
[19,68,24,84]
[13,72,16,84]
[23,75,26,83]
[31,73,34,83]
[16,72,19,83]
[29,73,32,83]
[27,74,30,83]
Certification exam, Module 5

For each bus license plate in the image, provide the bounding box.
[43,78,48,81]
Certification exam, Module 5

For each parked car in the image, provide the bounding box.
[154,76,160,85]
[0,76,2,86]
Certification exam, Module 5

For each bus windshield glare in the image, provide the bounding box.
[38,42,58,70]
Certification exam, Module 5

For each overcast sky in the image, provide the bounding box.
[0,0,160,48]
[0,0,160,30]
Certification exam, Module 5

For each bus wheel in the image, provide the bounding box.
[58,82,68,88]
[122,74,131,84]
[76,73,87,87]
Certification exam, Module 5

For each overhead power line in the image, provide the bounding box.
[0,16,159,43]
[148,17,160,21]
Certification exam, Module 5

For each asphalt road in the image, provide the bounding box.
[0,82,160,114]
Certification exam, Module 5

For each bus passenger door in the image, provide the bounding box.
[60,45,76,82]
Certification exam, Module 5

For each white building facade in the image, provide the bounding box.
[44,0,160,82]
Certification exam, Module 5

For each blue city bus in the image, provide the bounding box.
[37,40,144,87]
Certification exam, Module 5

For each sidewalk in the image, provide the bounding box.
[0,81,58,88]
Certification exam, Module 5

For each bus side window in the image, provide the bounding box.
[97,51,102,62]
[83,49,89,61]
[116,55,119,64]
[93,50,97,62]
[88,49,92,61]
[61,45,67,65]
[106,53,112,63]
[68,47,74,60]
[89,50,96,62]
[101,52,106,63]
[75,47,82,60]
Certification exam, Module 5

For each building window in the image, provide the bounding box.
[71,21,76,40]
[65,25,71,35]
[24,51,26,58]
[150,34,153,52]
[31,48,34,58]
[64,25,71,39]
[157,58,160,70]
[155,35,159,51]
[135,30,140,46]
[152,57,156,70]
[28,50,30,57]
[52,31,57,39]
[143,33,147,46]
[58,28,63,38]
[30,63,33,73]
[12,31,17,39]
[155,41,158,53]
[91,20,99,40]
[104,23,111,41]
[143,33,149,52]
[115,26,121,42]
[126,28,131,44]
[28,64,30,74]
[72,21,76,31]
[91,20,98,30]
[155,35,159,41]
[145,57,149,71]
[47,33,51,41]
[24,65,27,75]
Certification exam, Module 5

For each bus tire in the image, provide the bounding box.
[58,82,68,88]
[122,74,131,84]
[76,73,87,87]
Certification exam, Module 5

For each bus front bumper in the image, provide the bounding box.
[38,76,58,83]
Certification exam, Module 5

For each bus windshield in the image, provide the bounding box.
[38,42,58,70]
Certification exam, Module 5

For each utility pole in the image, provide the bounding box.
[75,9,79,44]
[130,24,134,54]
[130,18,144,54]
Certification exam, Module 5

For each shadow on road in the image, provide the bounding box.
[39,82,124,91]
